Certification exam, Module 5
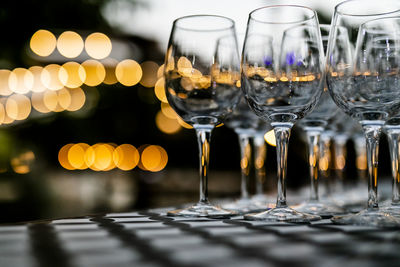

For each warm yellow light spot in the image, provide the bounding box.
[68,143,89,169]
[160,102,177,119]
[335,155,346,170]
[155,111,181,134]
[264,76,277,82]
[176,116,193,129]
[115,59,142,86]
[0,70,13,96]
[177,57,192,77]
[59,62,86,88]
[86,144,114,171]
[264,130,276,147]
[43,90,58,111]
[30,29,56,57]
[31,92,51,113]
[59,144,75,170]
[29,66,47,93]
[11,151,35,174]
[9,68,34,94]
[356,155,367,170]
[140,145,168,172]
[81,59,105,86]
[57,88,72,110]
[154,78,168,103]
[280,76,289,82]
[6,94,31,120]
[57,31,84,58]
[0,103,5,124]
[102,58,118,85]
[41,64,64,91]
[319,157,329,171]
[113,144,140,171]
[67,87,86,111]
[85,32,112,60]
[140,61,159,87]
[157,64,165,78]
[180,77,193,91]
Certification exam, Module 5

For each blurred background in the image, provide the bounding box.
[0,0,391,223]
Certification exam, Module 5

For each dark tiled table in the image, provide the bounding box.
[1,207,400,267]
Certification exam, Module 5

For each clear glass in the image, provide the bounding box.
[326,2,400,227]
[295,24,345,217]
[164,15,241,218]
[242,5,324,222]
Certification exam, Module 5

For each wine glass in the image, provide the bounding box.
[242,5,324,222]
[326,0,400,227]
[294,24,346,217]
[164,15,241,218]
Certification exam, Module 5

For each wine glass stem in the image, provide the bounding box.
[306,130,321,202]
[195,127,213,205]
[238,134,251,199]
[320,135,332,196]
[387,129,400,205]
[254,135,267,195]
[363,124,382,210]
[274,126,292,208]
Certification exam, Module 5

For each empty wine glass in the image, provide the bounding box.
[164,15,241,218]
[326,0,400,227]
[242,5,324,222]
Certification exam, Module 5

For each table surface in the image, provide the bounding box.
[1,206,400,267]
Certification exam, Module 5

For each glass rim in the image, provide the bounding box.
[335,0,400,17]
[249,5,317,25]
[360,16,400,29]
[172,14,235,32]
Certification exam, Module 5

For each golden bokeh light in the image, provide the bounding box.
[157,64,164,79]
[82,59,105,86]
[0,70,13,96]
[155,111,181,134]
[67,87,86,111]
[0,103,5,124]
[30,29,57,57]
[9,68,34,94]
[115,59,142,86]
[68,143,90,170]
[11,151,35,174]
[85,32,112,60]
[6,94,31,120]
[102,58,118,85]
[113,144,140,171]
[154,78,168,103]
[140,145,168,172]
[86,143,115,171]
[140,61,159,87]
[176,116,193,129]
[264,130,276,147]
[31,92,51,113]
[160,102,177,119]
[59,62,86,88]
[41,64,64,91]
[57,88,72,110]
[57,31,84,58]
[43,90,58,111]
[29,66,47,93]
[59,144,75,170]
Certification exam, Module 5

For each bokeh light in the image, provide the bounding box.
[102,58,118,85]
[59,62,86,88]
[115,59,142,86]
[0,70,13,96]
[6,94,31,120]
[154,78,167,103]
[11,151,35,174]
[30,29,57,57]
[41,64,64,91]
[29,66,47,93]
[68,143,90,170]
[140,61,159,87]
[85,32,112,60]
[57,31,84,58]
[155,111,181,134]
[67,87,86,111]
[58,144,75,170]
[31,92,51,113]
[113,144,139,171]
[160,102,177,119]
[82,60,105,86]
[9,68,34,94]
[140,145,168,172]
[264,130,276,147]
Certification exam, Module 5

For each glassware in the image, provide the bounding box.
[294,24,345,217]
[164,15,241,218]
[242,5,324,222]
[326,1,400,227]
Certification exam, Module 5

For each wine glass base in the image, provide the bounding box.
[167,202,236,218]
[331,209,400,228]
[293,201,347,218]
[221,198,271,215]
[380,203,400,216]
[244,207,321,222]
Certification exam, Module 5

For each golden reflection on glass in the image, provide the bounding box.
[41,64,64,91]
[113,144,139,171]
[6,94,31,120]
[155,110,181,134]
[264,129,276,147]
[154,78,168,103]
[176,116,193,129]
[85,32,112,60]
[68,143,89,170]
[31,92,51,113]
[0,70,13,96]
[140,61,159,87]
[59,62,86,88]
[356,155,367,171]
[66,87,86,111]
[115,59,142,86]
[81,59,105,86]
[157,64,164,78]
[29,66,47,93]
[9,68,34,94]
[59,143,76,170]
[30,29,56,57]
[57,31,84,58]
[160,102,177,119]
